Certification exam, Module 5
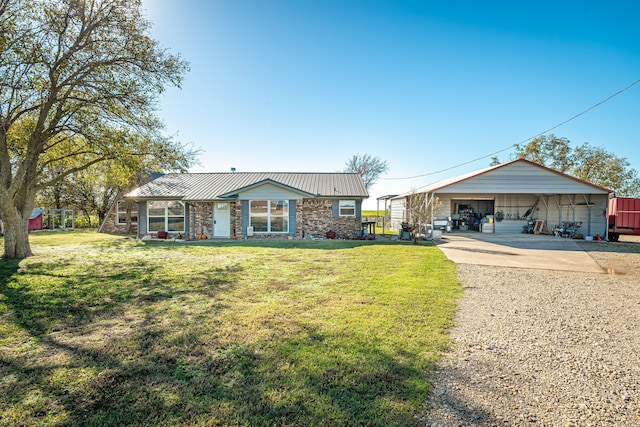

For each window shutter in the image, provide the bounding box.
[184,203,190,235]
[289,200,296,234]
[332,200,339,217]
[355,200,362,218]
[138,201,148,235]
[241,200,249,233]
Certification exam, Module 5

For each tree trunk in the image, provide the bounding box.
[1,205,33,258]
[82,210,92,228]
[126,201,135,234]
[53,182,63,210]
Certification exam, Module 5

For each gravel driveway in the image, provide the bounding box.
[419,239,640,426]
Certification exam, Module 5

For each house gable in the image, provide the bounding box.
[437,160,610,195]
[398,159,611,198]
[222,180,313,200]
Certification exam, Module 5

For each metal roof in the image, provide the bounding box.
[392,159,611,198]
[30,208,45,219]
[376,194,399,200]
[125,172,369,200]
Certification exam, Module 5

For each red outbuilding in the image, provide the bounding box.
[28,208,44,231]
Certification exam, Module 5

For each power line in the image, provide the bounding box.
[381,79,640,181]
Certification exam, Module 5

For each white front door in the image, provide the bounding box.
[213,202,231,237]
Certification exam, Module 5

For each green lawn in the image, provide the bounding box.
[0,231,461,426]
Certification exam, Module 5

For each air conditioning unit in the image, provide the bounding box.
[246,226,254,236]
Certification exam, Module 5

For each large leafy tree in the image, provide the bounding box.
[0,0,193,258]
[512,135,640,197]
[35,136,193,228]
[36,160,128,228]
[570,143,640,197]
[343,154,389,191]
[513,135,573,173]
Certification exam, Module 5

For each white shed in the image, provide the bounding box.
[390,159,611,237]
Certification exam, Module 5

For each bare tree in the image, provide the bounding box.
[343,154,389,190]
[406,190,441,243]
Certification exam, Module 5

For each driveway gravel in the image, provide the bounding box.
[418,239,640,426]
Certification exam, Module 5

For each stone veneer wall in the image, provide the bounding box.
[101,215,138,234]
[296,200,303,238]
[300,199,360,238]
[134,199,361,240]
[228,202,240,238]
[190,202,213,239]
[100,200,138,234]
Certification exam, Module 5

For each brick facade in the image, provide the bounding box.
[299,199,360,238]
[100,200,138,234]
[189,202,213,238]
[104,198,362,240]
[231,202,242,239]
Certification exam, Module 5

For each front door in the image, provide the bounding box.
[213,202,231,237]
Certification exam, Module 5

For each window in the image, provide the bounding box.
[250,200,288,233]
[117,200,138,225]
[339,200,356,217]
[148,201,185,232]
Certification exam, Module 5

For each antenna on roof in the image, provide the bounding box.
[231,167,236,172]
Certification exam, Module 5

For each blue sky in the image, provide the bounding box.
[141,0,639,208]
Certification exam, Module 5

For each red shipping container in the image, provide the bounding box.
[608,197,640,240]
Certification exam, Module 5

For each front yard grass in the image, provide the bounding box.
[0,231,461,426]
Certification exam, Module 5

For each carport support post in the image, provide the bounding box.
[383,197,390,234]
[430,192,435,235]
[584,194,593,236]
[570,195,577,222]
[554,195,563,227]
[541,195,550,228]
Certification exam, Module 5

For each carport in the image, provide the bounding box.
[390,159,611,238]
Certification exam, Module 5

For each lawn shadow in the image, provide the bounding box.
[0,255,246,426]
[0,257,22,282]
[1,237,445,426]
[1,253,439,426]
[249,324,435,426]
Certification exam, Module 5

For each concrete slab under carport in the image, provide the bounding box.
[434,232,604,273]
